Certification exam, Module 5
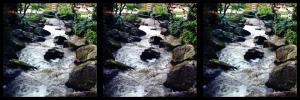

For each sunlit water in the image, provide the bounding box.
[104,25,173,97]
[4,25,75,97]
[205,25,275,97]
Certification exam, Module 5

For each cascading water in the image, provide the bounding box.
[205,25,276,97]
[105,25,173,97]
[4,22,75,97]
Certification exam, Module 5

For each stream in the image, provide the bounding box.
[104,23,173,97]
[204,24,276,97]
[4,21,75,97]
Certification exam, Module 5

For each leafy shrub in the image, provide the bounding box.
[272,17,289,36]
[258,4,272,16]
[57,4,73,17]
[168,17,185,36]
[123,14,139,23]
[153,4,168,16]
[86,29,97,44]
[27,14,44,23]
[285,29,297,44]
[226,14,245,23]
[181,20,197,44]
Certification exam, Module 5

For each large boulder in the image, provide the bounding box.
[75,45,97,64]
[106,38,121,52]
[66,61,97,91]
[275,45,297,64]
[266,61,297,91]
[254,36,267,45]
[107,29,130,42]
[54,36,67,45]
[211,29,234,42]
[211,37,225,51]
[11,29,33,42]
[33,27,51,36]
[233,27,251,36]
[232,36,246,42]
[32,36,46,42]
[244,48,264,61]
[140,47,160,61]
[164,60,197,91]
[149,36,163,45]
[10,37,25,51]
[171,45,195,64]
[44,48,64,61]
[130,28,146,36]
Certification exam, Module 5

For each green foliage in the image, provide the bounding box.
[273,17,289,35]
[73,16,97,44]
[168,17,185,36]
[230,3,245,12]
[258,4,272,16]
[285,29,297,44]
[153,4,168,16]
[57,4,73,16]
[86,29,97,44]
[226,13,245,23]
[181,20,197,44]
[30,3,46,12]
[27,14,44,23]
[122,14,139,23]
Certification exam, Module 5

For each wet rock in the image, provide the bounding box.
[259,14,275,21]
[243,11,256,18]
[140,47,160,61]
[149,36,163,45]
[164,60,197,91]
[44,48,64,61]
[66,61,97,91]
[67,91,97,97]
[211,37,225,51]
[32,36,46,42]
[233,36,246,42]
[10,37,25,51]
[43,11,56,18]
[266,61,297,91]
[159,20,169,28]
[211,29,234,42]
[265,27,275,36]
[103,60,134,71]
[138,11,151,18]
[254,36,267,45]
[244,48,264,61]
[33,27,51,36]
[108,29,130,42]
[160,28,169,36]
[207,59,237,71]
[12,29,34,42]
[233,27,251,36]
[203,66,222,84]
[75,45,97,64]
[8,59,37,70]
[54,36,67,45]
[58,14,74,21]
[266,91,297,97]
[263,40,276,48]
[159,41,176,51]
[171,45,195,64]
[130,28,146,36]
[127,36,141,42]
[65,28,75,36]
[275,45,297,64]
[106,38,121,52]
[46,18,64,26]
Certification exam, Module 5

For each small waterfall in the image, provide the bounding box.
[206,25,276,97]
[4,24,75,97]
[105,25,173,97]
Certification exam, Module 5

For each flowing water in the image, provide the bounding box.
[205,25,276,97]
[4,24,75,97]
[104,25,173,97]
